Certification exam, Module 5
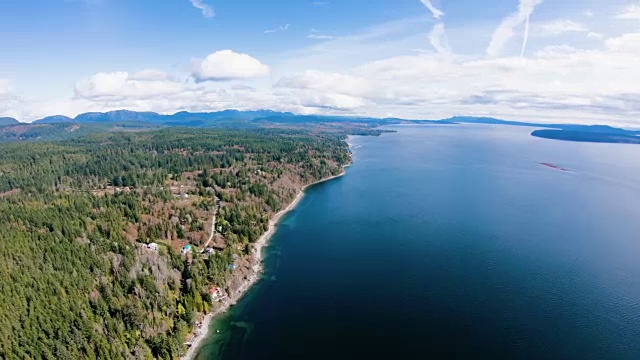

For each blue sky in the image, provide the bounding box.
[1,0,640,126]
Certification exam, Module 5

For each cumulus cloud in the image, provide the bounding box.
[616,3,640,20]
[58,28,640,124]
[487,0,544,57]
[189,0,214,18]
[7,8,640,126]
[272,29,640,123]
[74,71,183,99]
[129,69,173,81]
[191,50,271,82]
[277,70,370,96]
[419,0,444,19]
[276,70,370,110]
[605,32,640,52]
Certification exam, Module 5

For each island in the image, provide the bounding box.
[531,129,640,144]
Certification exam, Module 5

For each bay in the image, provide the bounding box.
[196,124,640,360]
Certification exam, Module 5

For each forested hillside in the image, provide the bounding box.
[0,128,350,359]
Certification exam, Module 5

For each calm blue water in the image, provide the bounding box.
[196,124,640,360]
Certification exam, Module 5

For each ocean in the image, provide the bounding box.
[195,124,640,360]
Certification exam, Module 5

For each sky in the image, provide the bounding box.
[1,0,640,126]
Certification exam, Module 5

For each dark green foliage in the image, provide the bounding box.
[0,128,350,359]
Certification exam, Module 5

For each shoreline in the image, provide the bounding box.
[181,164,350,360]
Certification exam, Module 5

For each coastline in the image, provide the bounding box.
[181,164,350,360]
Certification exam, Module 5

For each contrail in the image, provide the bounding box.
[419,0,444,19]
[520,14,531,57]
[487,0,543,57]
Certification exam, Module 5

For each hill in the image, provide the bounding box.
[0,117,19,126]
[33,115,75,124]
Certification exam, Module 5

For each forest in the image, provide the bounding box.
[0,128,350,359]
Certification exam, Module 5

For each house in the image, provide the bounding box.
[146,243,159,251]
[205,247,215,255]
[228,263,236,271]
[209,286,224,302]
[181,244,192,255]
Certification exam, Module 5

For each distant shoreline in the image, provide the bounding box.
[181,161,351,360]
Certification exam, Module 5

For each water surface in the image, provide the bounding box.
[196,124,640,360]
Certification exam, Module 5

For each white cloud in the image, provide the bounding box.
[584,9,594,18]
[273,29,640,124]
[307,33,335,40]
[616,3,640,20]
[74,71,183,99]
[9,28,640,126]
[605,32,640,52]
[533,20,588,37]
[0,79,27,120]
[277,70,370,96]
[191,50,271,82]
[276,70,370,110]
[587,32,603,40]
[307,29,334,40]
[264,24,290,34]
[0,79,12,95]
[419,0,444,20]
[7,8,640,127]
[130,69,173,81]
[428,23,449,54]
[189,0,214,18]
[487,0,544,57]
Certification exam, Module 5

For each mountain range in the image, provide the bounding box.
[0,110,637,144]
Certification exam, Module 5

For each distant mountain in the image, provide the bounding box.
[33,115,74,124]
[444,116,543,127]
[74,110,162,123]
[444,116,640,134]
[0,117,19,126]
[70,109,295,125]
[1,111,637,144]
